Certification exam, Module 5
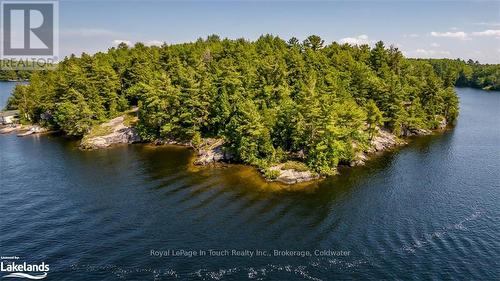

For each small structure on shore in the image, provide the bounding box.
[0,110,19,125]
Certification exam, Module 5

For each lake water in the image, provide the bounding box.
[0,81,19,109]
[0,84,499,280]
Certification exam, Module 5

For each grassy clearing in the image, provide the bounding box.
[264,169,280,180]
[84,125,114,139]
[123,110,138,127]
[281,161,310,172]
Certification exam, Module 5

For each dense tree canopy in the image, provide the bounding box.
[7,35,462,174]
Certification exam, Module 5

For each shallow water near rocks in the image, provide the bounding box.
[1,85,499,280]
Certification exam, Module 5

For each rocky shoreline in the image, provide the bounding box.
[80,115,140,149]
[0,124,49,136]
[1,112,448,185]
[350,127,406,167]
[265,163,320,184]
[193,138,233,165]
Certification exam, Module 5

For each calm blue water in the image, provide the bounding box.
[0,81,18,109]
[0,84,499,280]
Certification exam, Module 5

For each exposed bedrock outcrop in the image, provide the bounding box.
[193,138,234,165]
[351,128,405,166]
[267,164,320,185]
[80,115,140,149]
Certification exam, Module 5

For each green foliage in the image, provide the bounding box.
[264,169,280,180]
[281,161,310,172]
[123,110,138,127]
[366,100,384,139]
[53,89,94,136]
[303,35,324,51]
[419,58,500,91]
[8,35,462,174]
[0,62,31,81]
[83,124,114,139]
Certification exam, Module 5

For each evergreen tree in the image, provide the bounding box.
[366,100,384,140]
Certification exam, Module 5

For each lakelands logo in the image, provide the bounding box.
[0,257,49,279]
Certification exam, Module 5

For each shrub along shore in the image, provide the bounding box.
[6,35,460,183]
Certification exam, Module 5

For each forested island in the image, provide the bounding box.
[2,35,475,182]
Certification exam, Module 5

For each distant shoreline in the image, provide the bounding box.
[0,79,29,82]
